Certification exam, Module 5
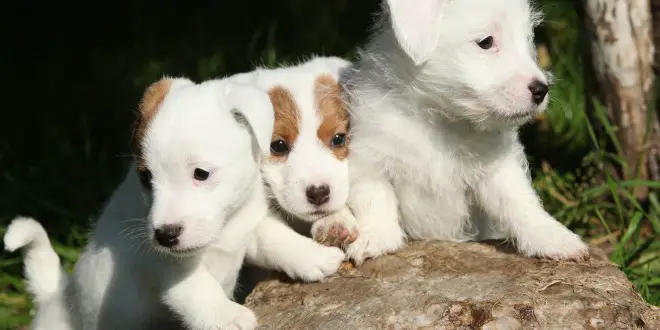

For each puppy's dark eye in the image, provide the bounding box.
[477,36,494,50]
[330,133,347,147]
[138,169,153,189]
[193,168,211,181]
[270,139,290,156]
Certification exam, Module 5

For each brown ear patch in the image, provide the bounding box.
[131,78,172,174]
[268,86,300,162]
[315,74,350,160]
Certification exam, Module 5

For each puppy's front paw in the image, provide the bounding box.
[294,245,346,282]
[345,229,406,265]
[312,213,359,248]
[221,304,258,330]
[537,232,589,261]
[517,221,590,261]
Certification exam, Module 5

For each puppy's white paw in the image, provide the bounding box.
[345,229,406,265]
[288,244,346,282]
[312,213,359,248]
[517,220,589,261]
[220,304,258,330]
[537,233,589,261]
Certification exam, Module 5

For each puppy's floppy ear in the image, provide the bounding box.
[131,77,194,148]
[222,83,275,158]
[385,0,446,65]
[131,78,172,151]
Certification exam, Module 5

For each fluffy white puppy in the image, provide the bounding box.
[340,0,589,264]
[4,76,344,330]
[230,56,359,248]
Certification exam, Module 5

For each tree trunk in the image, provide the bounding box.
[650,0,660,180]
[582,0,660,198]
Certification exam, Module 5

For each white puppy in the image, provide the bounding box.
[230,56,360,248]
[5,76,344,329]
[340,0,589,264]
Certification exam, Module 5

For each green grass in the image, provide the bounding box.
[525,1,660,306]
[1,1,659,328]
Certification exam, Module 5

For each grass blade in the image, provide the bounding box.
[619,212,644,248]
[648,193,660,235]
[624,237,655,267]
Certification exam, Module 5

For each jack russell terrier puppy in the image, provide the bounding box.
[4,76,346,330]
[230,56,360,249]
[337,0,589,264]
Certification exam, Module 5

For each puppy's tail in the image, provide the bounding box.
[4,216,68,303]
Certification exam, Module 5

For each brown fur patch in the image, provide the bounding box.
[131,78,172,174]
[315,74,350,160]
[268,86,300,162]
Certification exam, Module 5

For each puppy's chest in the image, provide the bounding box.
[383,136,500,190]
[393,158,480,209]
[383,130,508,211]
[356,114,506,185]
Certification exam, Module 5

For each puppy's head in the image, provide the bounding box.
[385,0,548,129]
[260,58,352,221]
[132,78,274,256]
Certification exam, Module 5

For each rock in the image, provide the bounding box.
[245,240,660,329]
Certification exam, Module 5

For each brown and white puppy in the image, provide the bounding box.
[230,56,359,248]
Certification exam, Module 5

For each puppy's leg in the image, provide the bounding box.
[343,168,406,265]
[162,267,258,330]
[246,214,345,282]
[312,206,360,248]
[397,181,473,242]
[471,205,507,241]
[474,156,588,260]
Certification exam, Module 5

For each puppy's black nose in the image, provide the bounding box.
[528,80,549,105]
[154,224,182,248]
[305,185,330,206]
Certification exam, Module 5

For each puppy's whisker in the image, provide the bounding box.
[120,222,149,239]
[126,229,148,241]
[120,216,147,224]
[136,239,152,257]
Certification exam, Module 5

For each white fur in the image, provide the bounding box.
[341,0,588,264]
[3,217,69,330]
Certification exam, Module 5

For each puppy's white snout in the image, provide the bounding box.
[305,184,331,206]
[154,224,183,248]
[528,79,548,105]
